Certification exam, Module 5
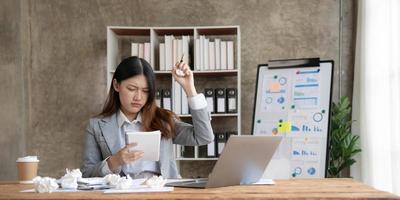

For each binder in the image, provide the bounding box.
[205,88,215,113]
[216,132,227,156]
[226,88,237,113]
[162,89,172,110]
[215,88,226,113]
[155,89,162,108]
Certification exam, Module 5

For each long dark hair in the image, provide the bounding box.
[98,56,177,138]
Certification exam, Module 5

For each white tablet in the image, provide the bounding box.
[126,130,161,161]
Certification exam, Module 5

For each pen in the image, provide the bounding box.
[176,54,185,77]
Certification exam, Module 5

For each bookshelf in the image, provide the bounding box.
[107,26,241,161]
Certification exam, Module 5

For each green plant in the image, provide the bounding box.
[328,96,361,178]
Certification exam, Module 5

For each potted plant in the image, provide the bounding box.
[328,96,362,178]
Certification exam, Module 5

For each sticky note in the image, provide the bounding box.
[270,82,280,92]
[278,121,291,133]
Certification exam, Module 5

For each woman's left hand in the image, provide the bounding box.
[172,62,198,97]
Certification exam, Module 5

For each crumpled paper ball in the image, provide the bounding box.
[66,168,82,179]
[115,175,133,190]
[104,174,121,186]
[33,176,59,193]
[60,174,78,189]
[144,176,167,188]
[60,168,82,189]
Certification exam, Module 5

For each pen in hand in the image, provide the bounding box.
[175,54,185,77]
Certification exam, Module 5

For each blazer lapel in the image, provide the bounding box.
[98,113,121,155]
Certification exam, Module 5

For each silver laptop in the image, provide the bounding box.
[166,135,282,188]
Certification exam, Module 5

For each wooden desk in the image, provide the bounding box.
[0,179,398,199]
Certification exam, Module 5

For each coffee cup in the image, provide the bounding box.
[16,156,39,184]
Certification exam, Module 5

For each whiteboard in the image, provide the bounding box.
[252,60,333,179]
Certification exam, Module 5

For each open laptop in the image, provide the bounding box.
[166,135,282,188]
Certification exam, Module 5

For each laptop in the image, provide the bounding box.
[166,135,282,188]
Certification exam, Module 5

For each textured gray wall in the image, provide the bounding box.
[0,0,26,180]
[0,0,356,180]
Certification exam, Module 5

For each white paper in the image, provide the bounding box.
[79,177,106,185]
[252,178,275,185]
[104,186,174,194]
[126,131,161,161]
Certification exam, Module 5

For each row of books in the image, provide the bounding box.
[194,36,234,71]
[155,88,238,114]
[131,42,151,65]
[175,131,237,158]
[159,35,190,71]
[158,35,235,71]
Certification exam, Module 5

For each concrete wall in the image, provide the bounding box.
[0,0,25,180]
[0,0,356,179]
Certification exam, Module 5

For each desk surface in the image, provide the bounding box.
[0,178,398,200]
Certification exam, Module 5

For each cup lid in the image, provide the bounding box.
[16,156,39,162]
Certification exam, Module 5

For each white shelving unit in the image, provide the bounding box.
[107,26,241,161]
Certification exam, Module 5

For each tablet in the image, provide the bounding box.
[126,130,161,161]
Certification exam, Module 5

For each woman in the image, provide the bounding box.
[81,56,214,178]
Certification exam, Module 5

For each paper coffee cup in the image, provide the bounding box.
[16,156,39,184]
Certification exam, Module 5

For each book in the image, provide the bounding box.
[144,42,151,65]
[209,41,215,70]
[159,43,165,71]
[181,88,189,114]
[182,36,189,64]
[131,43,139,57]
[203,38,209,70]
[173,80,182,114]
[220,41,227,70]
[195,38,200,71]
[172,39,178,68]
[200,35,205,71]
[215,39,221,70]
[227,41,234,70]
[165,35,174,70]
[138,43,144,59]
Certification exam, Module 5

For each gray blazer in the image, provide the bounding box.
[81,107,214,178]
